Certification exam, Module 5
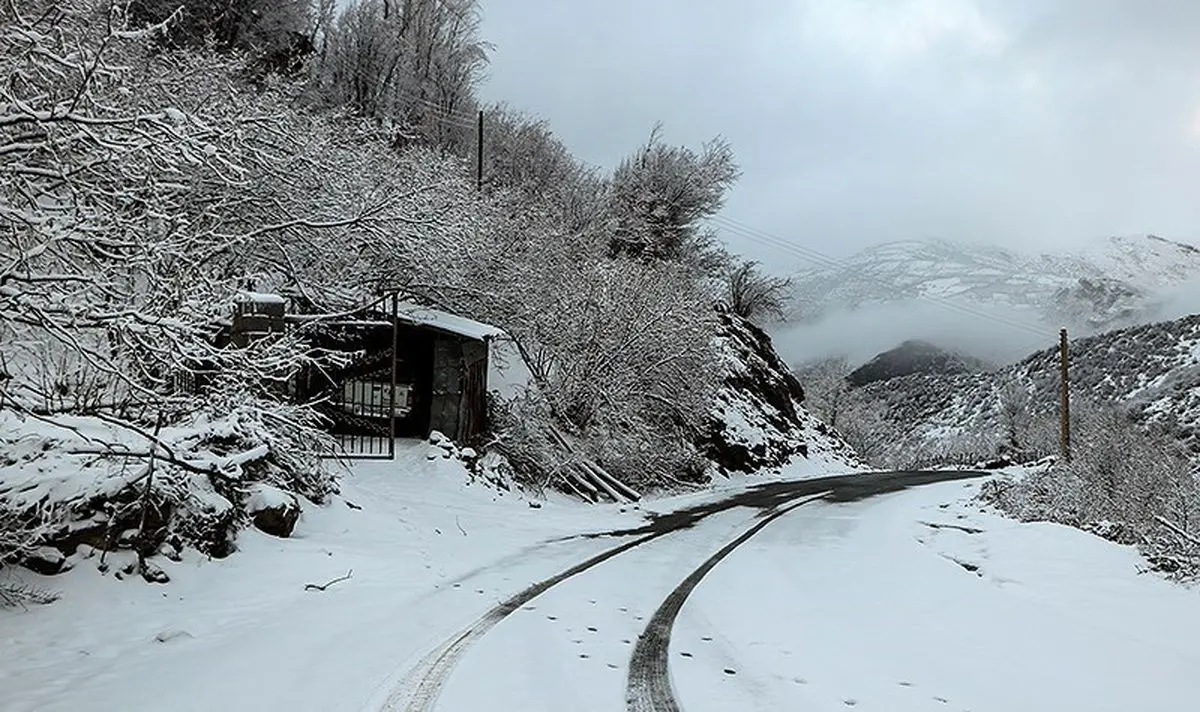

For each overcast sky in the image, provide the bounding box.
[477,0,1200,270]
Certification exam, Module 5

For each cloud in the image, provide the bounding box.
[770,299,1051,369]
[801,0,1007,62]
[478,0,1200,266]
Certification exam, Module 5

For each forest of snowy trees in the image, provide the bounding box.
[0,0,796,585]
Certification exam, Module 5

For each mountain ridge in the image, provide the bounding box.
[789,234,1200,338]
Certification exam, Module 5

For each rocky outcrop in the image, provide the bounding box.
[702,312,860,475]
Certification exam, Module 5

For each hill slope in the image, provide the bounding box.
[852,314,1200,462]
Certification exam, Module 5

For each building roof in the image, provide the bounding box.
[394,301,505,341]
[234,290,287,305]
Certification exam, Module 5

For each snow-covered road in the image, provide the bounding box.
[3,459,1199,712]
[408,476,1200,712]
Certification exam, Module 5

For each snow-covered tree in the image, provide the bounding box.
[479,104,607,232]
[795,356,851,429]
[127,0,314,74]
[306,0,489,150]
[0,0,355,566]
[724,260,791,325]
[608,125,739,267]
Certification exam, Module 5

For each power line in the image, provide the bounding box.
[392,88,480,129]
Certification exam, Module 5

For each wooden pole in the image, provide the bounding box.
[1059,328,1070,462]
[476,110,484,191]
[389,292,398,459]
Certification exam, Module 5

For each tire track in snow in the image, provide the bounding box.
[381,530,662,712]
[624,493,829,712]
[373,476,848,712]
[374,470,984,712]
[625,469,988,712]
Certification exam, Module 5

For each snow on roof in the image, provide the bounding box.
[234,291,286,304]
[395,301,505,341]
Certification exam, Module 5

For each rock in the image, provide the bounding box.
[428,430,450,446]
[140,560,170,584]
[528,500,543,509]
[158,541,182,562]
[459,447,478,461]
[244,483,300,538]
[49,514,110,556]
[23,546,67,575]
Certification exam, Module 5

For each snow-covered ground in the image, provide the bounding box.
[671,479,1200,712]
[0,448,635,712]
[3,460,1198,712]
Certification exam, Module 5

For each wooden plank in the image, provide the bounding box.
[582,459,641,502]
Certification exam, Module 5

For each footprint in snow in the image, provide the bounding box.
[701,636,713,642]
[933,696,949,704]
[843,700,858,707]
[546,615,558,621]
[587,626,598,632]
[723,668,737,676]
[897,681,914,687]
[679,652,693,658]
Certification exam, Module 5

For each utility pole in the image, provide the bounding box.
[476,109,483,191]
[1059,328,1071,462]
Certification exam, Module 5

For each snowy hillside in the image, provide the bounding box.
[789,235,1200,335]
[852,313,1200,461]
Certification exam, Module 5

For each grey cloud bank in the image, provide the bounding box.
[478,0,1200,268]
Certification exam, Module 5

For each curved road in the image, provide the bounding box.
[381,470,984,712]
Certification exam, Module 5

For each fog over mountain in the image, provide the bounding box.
[774,234,1200,367]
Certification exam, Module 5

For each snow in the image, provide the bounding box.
[244,483,294,514]
[234,290,286,304]
[3,462,1198,712]
[487,339,533,399]
[395,301,505,341]
[670,478,1200,712]
[0,446,641,712]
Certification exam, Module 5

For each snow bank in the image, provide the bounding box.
[0,400,338,578]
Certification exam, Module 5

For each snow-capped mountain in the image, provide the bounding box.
[789,235,1200,334]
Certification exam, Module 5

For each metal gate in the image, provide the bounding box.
[312,295,399,460]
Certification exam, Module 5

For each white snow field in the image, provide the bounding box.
[2,459,1198,712]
